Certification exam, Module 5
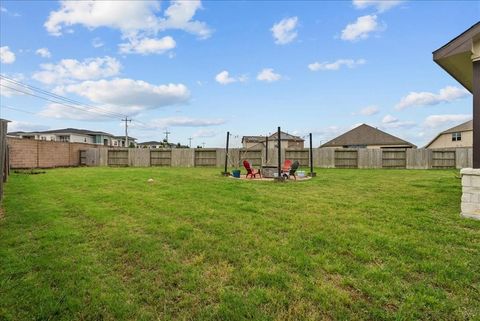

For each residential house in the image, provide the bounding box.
[137,141,189,149]
[8,128,136,147]
[425,120,472,149]
[137,141,164,149]
[242,131,304,149]
[320,124,416,149]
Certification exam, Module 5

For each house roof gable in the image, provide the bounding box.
[321,124,416,148]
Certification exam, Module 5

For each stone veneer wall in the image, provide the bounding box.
[460,168,480,220]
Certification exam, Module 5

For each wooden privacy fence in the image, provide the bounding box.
[79,150,87,165]
[335,150,358,168]
[194,149,217,167]
[108,150,129,166]
[285,149,309,166]
[6,137,474,170]
[431,150,456,169]
[150,150,172,166]
[382,149,406,169]
[241,149,263,167]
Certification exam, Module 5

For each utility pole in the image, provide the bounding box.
[121,117,132,147]
[163,129,171,142]
[188,137,193,148]
[202,142,206,148]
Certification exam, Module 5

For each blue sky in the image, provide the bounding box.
[0,1,478,147]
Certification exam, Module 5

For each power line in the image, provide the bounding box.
[1,84,119,119]
[1,104,37,115]
[0,83,125,120]
[0,75,127,119]
[1,76,152,133]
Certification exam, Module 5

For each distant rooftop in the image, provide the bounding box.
[321,124,416,148]
[242,131,304,143]
[8,128,136,140]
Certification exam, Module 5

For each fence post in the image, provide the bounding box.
[309,133,316,177]
[222,132,229,175]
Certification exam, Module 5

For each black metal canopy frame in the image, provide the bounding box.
[222,126,316,180]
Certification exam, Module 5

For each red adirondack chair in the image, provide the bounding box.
[281,159,293,179]
[243,160,261,178]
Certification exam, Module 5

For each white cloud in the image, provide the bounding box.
[57,78,190,109]
[92,37,104,48]
[8,121,50,133]
[381,114,416,128]
[44,0,211,38]
[395,86,470,110]
[158,0,212,39]
[257,68,282,82]
[382,114,397,124]
[45,1,161,36]
[0,6,20,17]
[32,56,121,85]
[193,129,217,138]
[38,103,115,121]
[140,117,225,129]
[215,71,235,85]
[359,105,379,116]
[312,126,343,141]
[308,58,366,71]
[38,77,190,121]
[271,16,298,45]
[341,15,379,41]
[39,78,191,121]
[353,0,403,12]
[119,36,176,55]
[215,70,247,85]
[423,114,471,128]
[35,48,51,58]
[0,46,15,64]
[0,73,30,97]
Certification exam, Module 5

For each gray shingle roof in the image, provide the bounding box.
[137,141,163,145]
[321,124,416,148]
[440,120,473,134]
[242,131,304,143]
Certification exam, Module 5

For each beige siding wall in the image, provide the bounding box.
[427,131,472,149]
[244,140,304,149]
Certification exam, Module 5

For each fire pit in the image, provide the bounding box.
[261,165,278,178]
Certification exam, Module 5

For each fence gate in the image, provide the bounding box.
[285,149,309,166]
[108,150,129,166]
[150,149,172,166]
[241,149,263,167]
[334,150,358,168]
[194,149,217,167]
[382,149,406,168]
[431,150,456,169]
[79,150,87,165]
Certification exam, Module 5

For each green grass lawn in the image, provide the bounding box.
[1,167,479,320]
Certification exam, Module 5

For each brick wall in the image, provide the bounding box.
[7,137,103,169]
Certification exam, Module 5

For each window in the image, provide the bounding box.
[452,132,462,142]
[59,135,70,142]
